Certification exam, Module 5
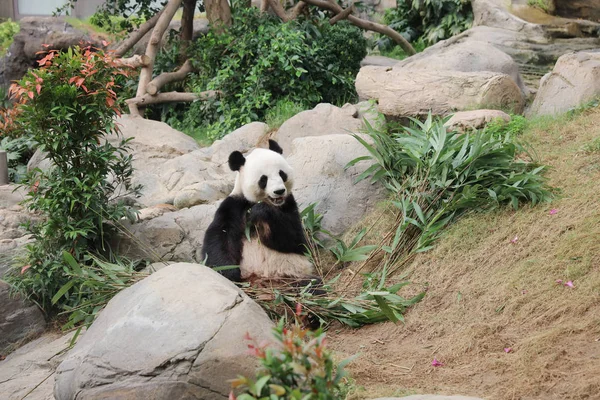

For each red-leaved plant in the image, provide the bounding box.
[230,305,355,400]
[5,44,140,313]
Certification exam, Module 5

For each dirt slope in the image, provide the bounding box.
[330,107,600,400]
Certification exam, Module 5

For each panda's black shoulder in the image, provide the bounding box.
[211,195,252,221]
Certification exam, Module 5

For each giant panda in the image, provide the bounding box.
[201,139,317,284]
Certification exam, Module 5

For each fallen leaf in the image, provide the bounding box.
[565,281,574,288]
[504,347,512,353]
[549,209,558,215]
[432,358,443,367]
[21,264,31,274]
[556,279,563,284]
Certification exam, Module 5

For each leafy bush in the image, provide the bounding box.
[0,19,19,56]
[379,0,472,53]
[183,8,367,141]
[231,316,353,399]
[5,46,139,313]
[349,113,553,277]
[265,98,305,130]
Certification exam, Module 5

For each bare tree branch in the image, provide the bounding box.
[113,7,165,58]
[180,0,197,58]
[126,91,219,116]
[114,54,150,68]
[146,60,194,95]
[290,1,307,19]
[300,0,416,55]
[330,4,354,25]
[135,0,183,99]
[267,0,290,22]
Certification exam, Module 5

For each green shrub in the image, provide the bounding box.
[265,99,305,130]
[379,0,472,52]
[0,19,19,56]
[350,113,553,276]
[231,317,354,399]
[6,46,139,313]
[183,8,367,142]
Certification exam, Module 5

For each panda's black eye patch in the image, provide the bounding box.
[258,175,268,190]
[279,170,288,182]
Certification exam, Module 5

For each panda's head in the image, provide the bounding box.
[228,140,294,206]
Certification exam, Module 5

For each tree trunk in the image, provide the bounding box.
[205,0,232,33]
[180,0,197,59]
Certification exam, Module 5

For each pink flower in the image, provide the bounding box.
[556,279,563,284]
[432,358,444,367]
[565,281,574,288]
[510,235,518,244]
[504,347,512,353]
[549,209,558,215]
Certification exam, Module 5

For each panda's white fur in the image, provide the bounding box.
[231,148,294,205]
[240,239,314,279]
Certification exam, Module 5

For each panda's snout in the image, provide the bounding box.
[273,188,285,196]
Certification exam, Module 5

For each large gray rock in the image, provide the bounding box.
[0,17,105,89]
[396,40,529,96]
[356,67,525,118]
[115,203,218,262]
[554,0,600,21]
[445,109,512,133]
[528,51,600,116]
[472,0,546,37]
[289,134,386,237]
[0,205,37,278]
[274,103,381,153]
[0,281,46,354]
[0,332,77,400]
[0,185,26,208]
[54,263,274,400]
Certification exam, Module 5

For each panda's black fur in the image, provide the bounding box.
[201,140,315,283]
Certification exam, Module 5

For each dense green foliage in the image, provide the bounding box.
[231,319,353,399]
[352,114,553,258]
[6,46,139,313]
[0,19,19,56]
[379,0,472,56]
[166,8,366,142]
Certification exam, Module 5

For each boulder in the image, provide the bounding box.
[54,263,275,400]
[472,0,546,37]
[0,280,46,354]
[396,40,529,96]
[0,17,105,89]
[274,103,381,152]
[554,0,600,21]
[361,55,399,67]
[115,203,219,263]
[0,184,26,208]
[356,67,524,118]
[527,51,600,116]
[0,332,77,400]
[208,122,270,165]
[445,110,511,133]
[289,134,387,237]
[0,203,37,278]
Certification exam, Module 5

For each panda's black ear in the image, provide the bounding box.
[268,139,283,154]
[228,151,245,171]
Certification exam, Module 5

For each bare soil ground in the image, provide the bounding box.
[329,107,600,399]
